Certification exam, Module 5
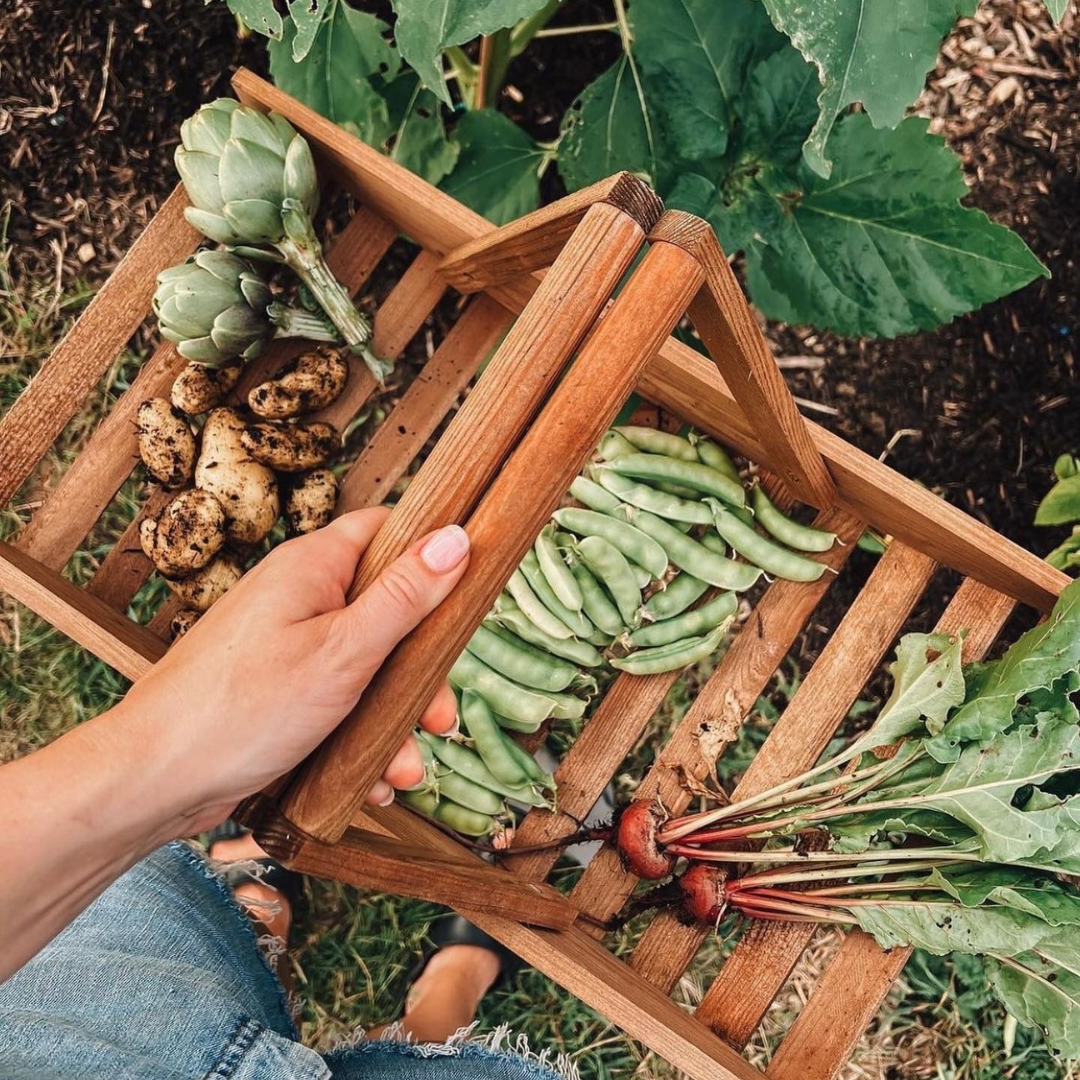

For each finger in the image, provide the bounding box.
[366,779,395,807]
[419,681,458,736]
[329,524,471,676]
[382,735,426,790]
[316,507,391,595]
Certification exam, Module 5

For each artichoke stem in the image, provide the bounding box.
[267,302,342,344]
[277,234,392,384]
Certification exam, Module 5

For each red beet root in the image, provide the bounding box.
[616,799,676,880]
[679,862,727,924]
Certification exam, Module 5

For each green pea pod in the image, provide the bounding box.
[751,486,837,553]
[460,688,530,786]
[505,571,573,640]
[708,502,827,582]
[400,787,439,816]
[448,650,556,726]
[613,505,761,591]
[576,534,642,626]
[612,623,727,676]
[492,712,545,734]
[641,572,709,621]
[547,688,588,720]
[487,607,605,668]
[501,731,553,788]
[699,531,727,556]
[534,524,583,611]
[569,559,626,636]
[693,438,741,482]
[608,453,745,509]
[584,465,693,528]
[416,730,547,805]
[584,626,615,647]
[597,430,636,461]
[569,474,621,514]
[466,623,579,693]
[435,766,506,816]
[552,507,668,579]
[626,591,737,647]
[520,549,594,638]
[433,798,496,837]
[595,466,713,525]
[613,425,698,461]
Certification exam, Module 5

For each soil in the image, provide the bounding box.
[1,0,1077,564]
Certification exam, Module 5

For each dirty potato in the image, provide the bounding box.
[285,469,340,535]
[247,346,349,420]
[171,360,243,415]
[170,609,202,639]
[195,408,280,544]
[136,398,197,488]
[241,421,339,473]
[163,553,244,612]
[138,489,227,578]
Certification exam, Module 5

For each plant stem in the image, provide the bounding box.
[445,45,477,92]
[729,891,856,923]
[665,845,981,867]
[534,21,619,38]
[732,858,961,892]
[475,29,513,110]
[268,302,341,344]
[509,0,565,56]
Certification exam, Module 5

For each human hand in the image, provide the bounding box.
[120,507,470,834]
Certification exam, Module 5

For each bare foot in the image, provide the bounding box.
[210,832,292,942]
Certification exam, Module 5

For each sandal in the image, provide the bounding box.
[410,914,525,991]
[205,819,304,914]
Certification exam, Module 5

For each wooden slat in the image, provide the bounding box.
[651,215,835,509]
[568,508,861,934]
[765,579,1016,1080]
[336,296,512,513]
[20,207,394,574]
[439,174,662,293]
[0,187,199,509]
[0,542,162,681]
[279,235,701,841]
[689,544,939,1041]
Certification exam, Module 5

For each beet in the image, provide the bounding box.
[616,799,675,880]
[679,863,727,925]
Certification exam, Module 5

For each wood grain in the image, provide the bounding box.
[0,187,199,510]
[279,237,701,841]
[765,579,1016,1080]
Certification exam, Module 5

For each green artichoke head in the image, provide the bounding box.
[153,250,274,365]
[175,99,320,248]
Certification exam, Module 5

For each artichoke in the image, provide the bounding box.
[175,99,390,382]
[154,251,340,366]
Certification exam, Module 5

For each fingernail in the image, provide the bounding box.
[378,788,396,807]
[420,525,470,573]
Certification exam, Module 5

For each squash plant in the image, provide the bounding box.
[218,0,1056,339]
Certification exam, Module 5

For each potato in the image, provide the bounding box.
[195,408,280,544]
[285,469,340,535]
[136,398,196,488]
[241,421,339,473]
[247,346,349,419]
[163,553,244,612]
[139,489,227,578]
[171,360,243,415]
[170,609,202,639]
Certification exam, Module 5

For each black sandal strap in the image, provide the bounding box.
[410,914,525,991]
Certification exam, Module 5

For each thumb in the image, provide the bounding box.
[332,524,471,674]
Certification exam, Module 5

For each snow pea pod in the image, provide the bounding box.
[501,732,553,788]
[547,688,588,720]
[611,623,727,676]
[708,503,827,582]
[487,607,605,667]
[552,507,668,578]
[699,531,727,556]
[466,623,579,693]
[433,798,496,837]
[535,523,583,611]
[598,430,636,461]
[506,570,573,640]
[627,591,737,647]
[449,650,556,725]
[614,425,698,462]
[608,453,745,508]
[595,466,714,525]
[751,485,837,553]
[570,558,626,636]
[435,765,506,816]
[613,505,761,591]
[460,689,528,786]
[520,549,593,637]
[641,572,709,621]
[400,787,439,816]
[694,438,741,483]
[416,730,545,803]
[576,534,642,626]
[492,712,545,734]
[570,474,621,514]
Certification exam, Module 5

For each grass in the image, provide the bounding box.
[2,265,1075,1079]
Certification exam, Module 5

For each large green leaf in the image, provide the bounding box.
[268,1,400,139]
[286,0,329,61]
[988,954,1080,1057]
[1036,475,1080,527]
[736,114,1049,338]
[390,0,554,105]
[379,73,460,186]
[761,0,976,178]
[440,110,545,224]
[225,0,284,39]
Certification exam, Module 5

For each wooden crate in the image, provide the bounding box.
[0,69,1069,1080]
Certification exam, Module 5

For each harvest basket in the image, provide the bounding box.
[0,69,1069,1080]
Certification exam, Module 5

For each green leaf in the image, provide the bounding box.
[287,0,328,61]
[391,0,554,105]
[1047,527,1080,574]
[738,46,820,168]
[440,110,544,225]
[737,114,1049,338]
[929,580,1080,758]
[988,954,1080,1058]
[926,865,1080,926]
[379,73,459,186]
[1036,475,1080,527]
[1043,0,1069,21]
[761,0,977,178]
[224,0,284,39]
[269,1,400,138]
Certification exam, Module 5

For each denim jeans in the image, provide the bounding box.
[0,842,572,1080]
